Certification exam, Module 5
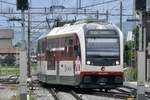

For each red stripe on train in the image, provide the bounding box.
[80,72,123,76]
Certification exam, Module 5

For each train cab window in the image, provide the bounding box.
[85,30,120,66]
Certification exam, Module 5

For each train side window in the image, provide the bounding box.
[64,37,73,57]
[41,40,44,53]
[37,41,42,53]
[74,44,81,57]
[74,35,81,57]
[47,50,55,70]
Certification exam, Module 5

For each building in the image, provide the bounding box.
[0,29,13,48]
[126,31,134,42]
[0,29,19,66]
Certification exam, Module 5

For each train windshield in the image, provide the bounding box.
[85,30,120,66]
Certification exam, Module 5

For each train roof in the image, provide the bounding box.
[45,22,120,39]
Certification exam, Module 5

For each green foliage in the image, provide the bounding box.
[4,55,16,66]
[125,67,137,81]
[124,41,136,67]
[0,58,6,66]
[124,26,139,67]
[0,67,19,76]
[132,26,139,50]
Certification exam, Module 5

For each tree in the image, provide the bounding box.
[14,42,22,48]
[0,58,6,66]
[133,26,139,50]
[124,26,138,67]
[4,55,16,66]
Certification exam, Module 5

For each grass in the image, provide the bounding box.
[0,67,19,76]
[0,63,37,76]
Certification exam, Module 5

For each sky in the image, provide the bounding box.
[0,0,134,44]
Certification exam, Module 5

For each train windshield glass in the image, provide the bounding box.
[85,30,120,66]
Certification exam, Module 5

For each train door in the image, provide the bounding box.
[73,34,81,75]
[46,39,57,83]
[59,36,74,75]
[37,38,48,82]
[58,35,75,84]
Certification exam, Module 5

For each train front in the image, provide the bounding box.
[78,24,123,89]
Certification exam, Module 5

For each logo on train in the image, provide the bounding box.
[101,66,105,71]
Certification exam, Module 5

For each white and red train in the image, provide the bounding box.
[37,22,124,90]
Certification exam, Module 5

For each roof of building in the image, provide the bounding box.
[0,48,20,54]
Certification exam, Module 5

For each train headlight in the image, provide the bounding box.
[87,61,91,65]
[116,61,119,65]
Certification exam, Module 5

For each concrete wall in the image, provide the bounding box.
[0,29,13,39]
[0,39,12,48]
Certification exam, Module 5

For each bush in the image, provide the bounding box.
[0,58,6,66]
[4,55,16,66]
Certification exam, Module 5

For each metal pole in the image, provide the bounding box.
[21,10,26,49]
[139,13,143,51]
[106,10,109,22]
[79,0,81,8]
[96,10,99,20]
[137,12,145,100]
[76,0,78,14]
[120,1,122,30]
[27,0,31,78]
[20,9,27,100]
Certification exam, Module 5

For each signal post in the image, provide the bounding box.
[16,0,28,100]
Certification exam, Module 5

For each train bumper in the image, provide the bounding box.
[79,75,123,89]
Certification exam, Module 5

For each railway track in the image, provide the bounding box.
[49,88,59,100]
[48,87,83,100]
[40,83,150,100]
[47,87,132,100]
[79,89,130,99]
[70,90,84,100]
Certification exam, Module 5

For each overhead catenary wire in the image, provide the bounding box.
[0,0,15,5]
[81,0,119,8]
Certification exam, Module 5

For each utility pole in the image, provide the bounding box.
[16,0,28,100]
[96,10,99,20]
[146,0,150,81]
[137,12,146,100]
[76,0,78,14]
[120,1,122,30]
[27,0,31,77]
[79,0,81,9]
[19,9,28,100]
[106,10,109,22]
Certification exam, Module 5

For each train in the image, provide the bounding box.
[37,21,124,90]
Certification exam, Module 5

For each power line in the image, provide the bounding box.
[81,0,119,8]
[0,1,16,5]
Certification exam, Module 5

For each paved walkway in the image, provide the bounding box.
[124,82,150,93]
[0,84,19,100]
